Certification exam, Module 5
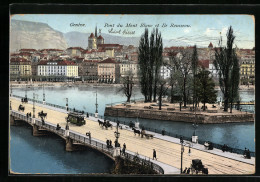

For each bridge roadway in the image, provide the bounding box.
[10,97,255,175]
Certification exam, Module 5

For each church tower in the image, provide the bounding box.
[88,33,97,49]
[95,25,97,37]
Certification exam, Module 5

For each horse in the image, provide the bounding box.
[103,121,113,129]
[38,111,47,119]
[132,128,141,136]
[18,104,25,112]
[98,119,104,126]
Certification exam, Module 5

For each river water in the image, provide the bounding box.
[10,85,255,173]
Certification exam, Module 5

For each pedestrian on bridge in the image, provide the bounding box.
[109,140,112,147]
[153,149,157,160]
[106,139,109,148]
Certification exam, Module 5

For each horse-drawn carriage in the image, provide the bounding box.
[190,159,208,175]
[21,97,28,103]
[18,104,25,112]
[66,112,85,126]
[204,141,213,150]
[98,119,113,129]
[38,110,47,119]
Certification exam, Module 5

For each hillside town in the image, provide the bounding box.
[10,26,255,86]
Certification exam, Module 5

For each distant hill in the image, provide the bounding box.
[10,20,68,52]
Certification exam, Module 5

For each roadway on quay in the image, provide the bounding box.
[10,98,255,175]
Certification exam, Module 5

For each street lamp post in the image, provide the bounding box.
[43,84,45,104]
[114,120,120,147]
[192,123,198,143]
[25,84,27,99]
[33,93,36,118]
[180,139,184,173]
[95,90,98,118]
[66,98,68,111]
[113,120,121,157]
[10,84,12,97]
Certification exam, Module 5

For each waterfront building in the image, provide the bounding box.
[37,60,78,80]
[240,55,255,85]
[10,57,32,80]
[160,66,171,80]
[80,59,100,82]
[97,58,120,83]
[119,61,139,83]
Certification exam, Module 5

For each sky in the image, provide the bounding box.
[11,14,255,48]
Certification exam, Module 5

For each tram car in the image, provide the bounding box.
[66,112,86,126]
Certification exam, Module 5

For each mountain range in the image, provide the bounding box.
[10,20,189,52]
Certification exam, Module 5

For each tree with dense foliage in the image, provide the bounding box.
[191,45,199,109]
[138,28,150,102]
[138,28,163,102]
[196,69,217,111]
[214,26,240,112]
[152,29,163,102]
[229,51,240,113]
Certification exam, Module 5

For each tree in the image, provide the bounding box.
[138,28,163,102]
[118,71,134,102]
[191,45,198,109]
[152,29,163,102]
[156,78,168,110]
[169,49,193,107]
[196,69,217,111]
[138,28,150,102]
[214,26,239,112]
[229,51,240,113]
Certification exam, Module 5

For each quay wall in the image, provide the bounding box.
[104,107,254,124]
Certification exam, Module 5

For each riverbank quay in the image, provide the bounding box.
[104,101,254,124]
[10,81,130,88]
[10,97,254,174]
[10,81,255,90]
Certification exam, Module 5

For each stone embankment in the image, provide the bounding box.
[104,102,254,124]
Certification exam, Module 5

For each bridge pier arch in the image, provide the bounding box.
[10,115,16,126]
[113,147,121,157]
[65,137,74,152]
[32,124,47,136]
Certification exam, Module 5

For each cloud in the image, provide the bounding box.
[220,27,228,35]
[184,28,190,33]
[204,27,228,37]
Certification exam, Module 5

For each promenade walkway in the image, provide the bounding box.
[10,97,255,175]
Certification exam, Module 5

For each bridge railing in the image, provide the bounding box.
[105,98,144,107]
[69,130,114,156]
[10,109,164,174]
[122,152,164,174]
[104,118,255,157]
[10,110,66,137]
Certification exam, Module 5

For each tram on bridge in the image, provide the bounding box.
[66,112,86,126]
